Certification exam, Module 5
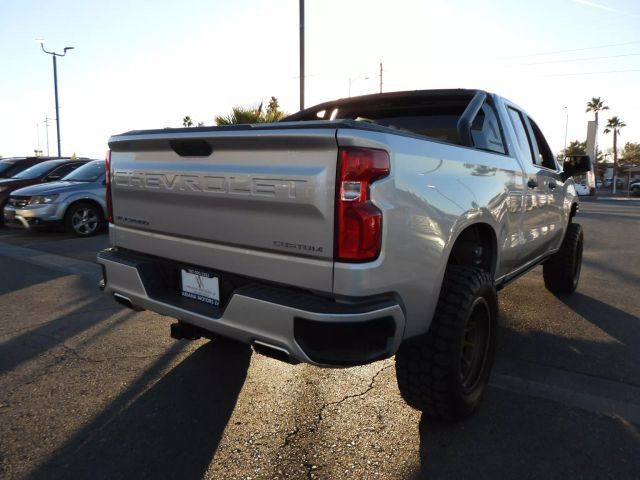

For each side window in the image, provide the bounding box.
[507,107,534,165]
[46,163,79,180]
[470,102,506,154]
[525,117,557,170]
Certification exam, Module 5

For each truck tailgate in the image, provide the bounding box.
[108,128,338,292]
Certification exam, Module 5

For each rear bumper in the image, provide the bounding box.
[97,248,406,367]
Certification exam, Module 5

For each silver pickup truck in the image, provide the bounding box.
[97,89,591,420]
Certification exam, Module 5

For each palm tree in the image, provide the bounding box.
[585,97,609,124]
[603,116,627,193]
[215,97,287,125]
[215,104,264,125]
[182,116,194,128]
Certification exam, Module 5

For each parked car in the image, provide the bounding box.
[0,156,59,179]
[630,180,640,197]
[603,178,623,188]
[3,160,106,236]
[575,184,591,196]
[98,88,591,421]
[0,159,89,223]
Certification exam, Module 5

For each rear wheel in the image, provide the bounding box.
[65,202,101,237]
[395,266,497,421]
[543,223,583,294]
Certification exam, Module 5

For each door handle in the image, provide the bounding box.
[548,181,557,190]
[527,179,538,189]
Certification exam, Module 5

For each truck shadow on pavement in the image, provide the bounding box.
[410,292,640,480]
[412,383,640,480]
[28,339,251,480]
[0,296,133,376]
[559,292,640,348]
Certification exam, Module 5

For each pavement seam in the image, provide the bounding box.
[2,330,173,404]
[0,242,100,280]
[0,306,124,339]
[491,373,640,425]
[500,359,640,391]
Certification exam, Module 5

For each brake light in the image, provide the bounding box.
[336,147,390,262]
[105,150,113,223]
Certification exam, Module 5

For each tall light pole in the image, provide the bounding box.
[299,0,305,110]
[40,42,74,157]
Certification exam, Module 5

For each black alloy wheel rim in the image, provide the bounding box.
[459,297,491,394]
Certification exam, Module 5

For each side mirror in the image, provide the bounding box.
[45,175,61,182]
[562,155,592,181]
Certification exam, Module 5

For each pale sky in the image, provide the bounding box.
[1,0,639,159]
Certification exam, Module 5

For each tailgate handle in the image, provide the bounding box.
[169,140,213,157]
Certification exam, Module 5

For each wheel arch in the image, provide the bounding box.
[446,222,498,279]
[62,197,106,221]
[570,202,578,221]
[64,197,105,220]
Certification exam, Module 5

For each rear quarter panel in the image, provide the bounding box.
[335,128,523,338]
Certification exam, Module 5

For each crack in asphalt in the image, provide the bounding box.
[316,364,393,423]
[2,332,185,403]
[277,363,393,478]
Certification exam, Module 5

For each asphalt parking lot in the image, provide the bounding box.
[1,199,639,480]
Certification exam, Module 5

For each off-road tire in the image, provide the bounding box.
[395,266,497,421]
[543,222,583,294]
[64,202,102,238]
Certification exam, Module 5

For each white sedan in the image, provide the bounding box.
[575,184,591,196]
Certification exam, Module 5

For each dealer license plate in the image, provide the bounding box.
[180,268,220,306]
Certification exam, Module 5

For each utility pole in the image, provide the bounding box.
[40,42,74,157]
[299,0,305,110]
[563,107,568,151]
[36,121,41,155]
[379,62,383,93]
[43,116,51,156]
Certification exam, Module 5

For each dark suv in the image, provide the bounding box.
[0,159,89,223]
[0,156,61,179]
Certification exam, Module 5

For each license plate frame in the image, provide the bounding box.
[180,267,220,307]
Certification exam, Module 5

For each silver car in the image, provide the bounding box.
[4,160,107,237]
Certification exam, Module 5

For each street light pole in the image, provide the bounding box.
[40,42,74,157]
[299,0,305,111]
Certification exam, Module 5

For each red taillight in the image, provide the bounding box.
[336,147,390,262]
[105,150,113,223]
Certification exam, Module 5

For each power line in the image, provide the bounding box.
[540,68,640,77]
[503,40,640,59]
[513,52,640,67]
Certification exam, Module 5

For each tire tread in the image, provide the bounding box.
[395,265,496,420]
